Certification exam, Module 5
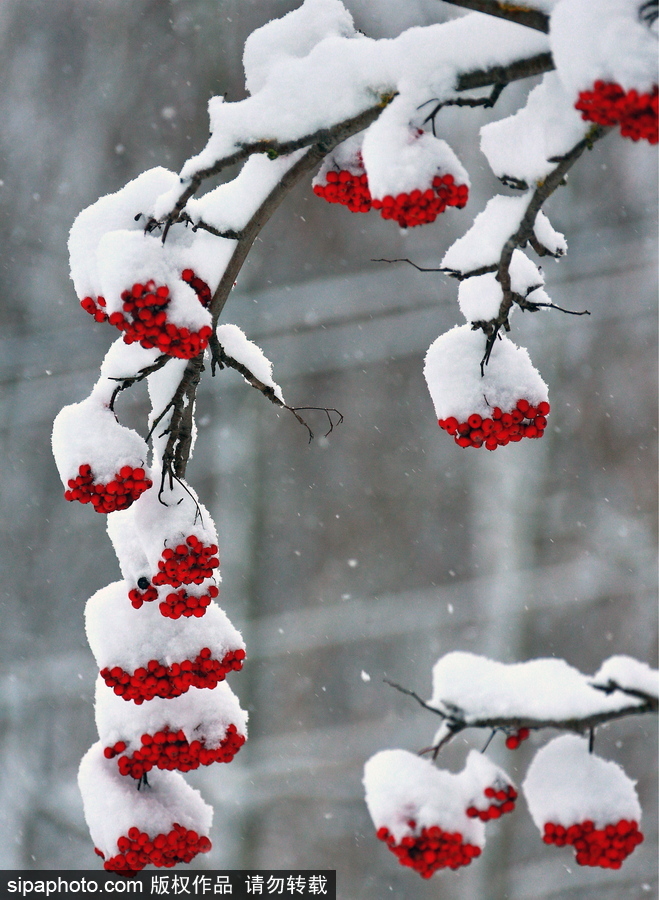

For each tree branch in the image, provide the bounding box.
[156,354,205,492]
[209,333,343,441]
[107,354,170,411]
[386,676,658,756]
[475,125,609,370]
[159,51,554,231]
[440,0,550,33]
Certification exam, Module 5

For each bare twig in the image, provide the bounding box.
[155,354,205,494]
[439,0,550,33]
[108,354,170,411]
[210,334,343,442]
[421,83,506,136]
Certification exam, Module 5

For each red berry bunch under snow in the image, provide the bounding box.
[100,647,246,704]
[152,536,219,588]
[81,275,213,360]
[575,81,658,144]
[466,783,518,822]
[376,822,481,878]
[542,818,643,869]
[372,174,468,228]
[127,583,159,609]
[313,168,468,228]
[65,464,152,513]
[312,168,372,213]
[99,824,212,873]
[439,399,550,450]
[524,735,644,872]
[159,583,219,619]
[505,727,531,750]
[107,724,246,779]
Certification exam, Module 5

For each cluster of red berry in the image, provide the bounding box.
[372,174,468,228]
[314,169,468,227]
[542,819,644,869]
[505,727,531,750]
[100,647,246,703]
[159,583,219,619]
[105,724,246,779]
[181,268,212,306]
[127,583,159,609]
[575,82,658,144]
[64,464,152,513]
[313,170,371,212]
[152,536,219,587]
[80,272,213,359]
[376,821,481,878]
[97,825,211,873]
[439,399,550,449]
[466,784,517,821]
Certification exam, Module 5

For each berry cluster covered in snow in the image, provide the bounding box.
[365,655,657,879]
[53,0,658,875]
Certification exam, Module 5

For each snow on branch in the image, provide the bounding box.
[387,652,658,754]
[440,0,550,33]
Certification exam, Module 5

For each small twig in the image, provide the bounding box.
[383,678,447,716]
[210,335,343,442]
[108,354,170,411]
[293,406,344,439]
[639,0,658,26]
[520,299,591,316]
[421,83,505,135]
[439,0,550,33]
[481,729,497,753]
[372,257,448,274]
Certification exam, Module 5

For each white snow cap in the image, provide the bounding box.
[361,98,469,199]
[523,735,641,830]
[95,679,247,751]
[550,0,659,95]
[164,14,547,199]
[592,656,659,699]
[442,193,533,275]
[185,150,307,235]
[243,0,358,96]
[216,324,285,403]
[534,210,567,257]
[107,473,219,584]
[423,325,548,421]
[69,167,178,301]
[429,651,649,723]
[363,749,485,846]
[52,391,150,486]
[79,742,212,859]
[457,273,502,323]
[313,133,366,187]
[85,582,244,673]
[461,750,515,802]
[99,339,163,383]
[480,73,588,186]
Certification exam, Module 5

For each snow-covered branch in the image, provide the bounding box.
[388,652,658,755]
[440,0,550,33]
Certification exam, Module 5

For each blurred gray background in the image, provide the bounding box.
[0,2,656,898]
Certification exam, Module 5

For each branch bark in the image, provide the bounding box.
[385,677,658,756]
[440,0,550,33]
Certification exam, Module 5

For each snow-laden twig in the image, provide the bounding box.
[209,333,343,442]
[385,671,657,755]
[439,0,550,33]
[477,125,608,372]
